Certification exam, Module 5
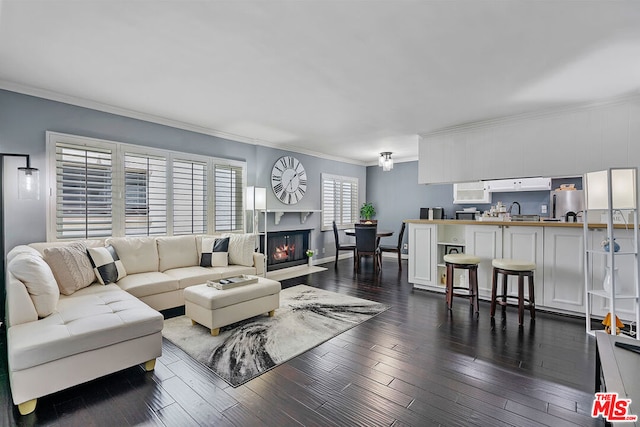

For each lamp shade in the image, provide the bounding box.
[17,167,39,200]
[246,186,266,210]
[585,168,637,210]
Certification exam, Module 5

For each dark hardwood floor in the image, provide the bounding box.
[1,257,605,426]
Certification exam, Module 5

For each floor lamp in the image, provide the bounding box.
[1,153,40,323]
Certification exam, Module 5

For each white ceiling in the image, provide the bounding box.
[1,1,640,165]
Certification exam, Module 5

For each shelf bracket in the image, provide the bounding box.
[300,211,313,223]
[274,211,285,225]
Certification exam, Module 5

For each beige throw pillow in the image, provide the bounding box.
[225,233,256,267]
[44,242,97,295]
[8,253,59,318]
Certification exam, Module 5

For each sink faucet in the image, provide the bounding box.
[508,202,521,215]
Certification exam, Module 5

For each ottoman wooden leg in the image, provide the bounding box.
[191,319,196,326]
[18,399,37,415]
[211,328,220,336]
[268,309,275,317]
[144,359,156,372]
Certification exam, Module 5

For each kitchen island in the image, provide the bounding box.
[405,219,638,319]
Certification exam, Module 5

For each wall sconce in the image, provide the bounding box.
[379,152,393,172]
[1,153,40,322]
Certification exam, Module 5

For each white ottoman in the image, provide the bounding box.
[184,277,281,336]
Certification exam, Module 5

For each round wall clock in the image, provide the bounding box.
[271,155,307,205]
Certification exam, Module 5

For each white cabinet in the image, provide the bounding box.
[464,225,543,302]
[408,223,438,289]
[503,226,544,304]
[453,181,491,204]
[542,227,585,313]
[464,225,503,298]
[485,177,551,193]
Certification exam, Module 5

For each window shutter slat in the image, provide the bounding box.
[172,159,207,235]
[55,143,113,239]
[124,153,167,236]
[214,164,244,232]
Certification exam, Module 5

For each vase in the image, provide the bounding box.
[308,257,313,267]
[603,267,621,295]
[603,239,620,253]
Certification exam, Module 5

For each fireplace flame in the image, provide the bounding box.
[273,243,296,261]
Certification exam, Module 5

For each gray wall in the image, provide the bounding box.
[0,89,366,260]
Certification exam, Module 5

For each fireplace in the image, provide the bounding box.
[261,229,311,271]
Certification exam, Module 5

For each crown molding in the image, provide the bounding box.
[421,91,640,138]
[0,80,367,166]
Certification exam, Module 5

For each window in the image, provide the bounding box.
[321,173,359,231]
[214,163,244,232]
[47,132,246,240]
[172,159,207,235]
[124,152,167,236]
[54,142,114,239]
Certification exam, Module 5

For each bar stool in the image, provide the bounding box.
[490,258,536,325]
[443,253,481,314]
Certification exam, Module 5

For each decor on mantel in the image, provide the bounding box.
[1,153,40,322]
[379,152,393,171]
[306,249,314,267]
[162,285,389,387]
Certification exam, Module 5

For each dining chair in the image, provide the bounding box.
[378,222,406,270]
[354,223,380,273]
[333,221,356,267]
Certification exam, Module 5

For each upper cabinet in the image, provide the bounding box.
[484,177,551,193]
[418,96,640,184]
[453,181,491,204]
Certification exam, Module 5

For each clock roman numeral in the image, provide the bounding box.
[299,179,307,186]
[279,191,287,202]
[271,174,281,182]
[273,183,283,194]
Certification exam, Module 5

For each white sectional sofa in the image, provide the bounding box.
[5,233,265,415]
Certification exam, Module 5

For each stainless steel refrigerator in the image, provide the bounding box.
[550,190,584,221]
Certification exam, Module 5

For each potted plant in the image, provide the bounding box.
[360,202,377,224]
[305,249,315,267]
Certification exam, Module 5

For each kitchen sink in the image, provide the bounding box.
[510,214,541,222]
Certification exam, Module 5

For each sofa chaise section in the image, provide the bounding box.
[6,253,163,415]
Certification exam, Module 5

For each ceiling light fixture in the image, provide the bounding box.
[379,152,393,172]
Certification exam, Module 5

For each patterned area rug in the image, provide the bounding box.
[162,284,389,387]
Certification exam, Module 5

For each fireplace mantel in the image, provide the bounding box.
[261,209,322,225]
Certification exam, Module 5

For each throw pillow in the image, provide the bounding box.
[87,245,127,285]
[225,233,256,267]
[8,253,59,318]
[200,237,230,267]
[44,242,97,295]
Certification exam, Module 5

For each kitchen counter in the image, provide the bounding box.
[406,219,637,317]
[404,219,634,229]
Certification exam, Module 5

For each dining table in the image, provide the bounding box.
[344,228,394,246]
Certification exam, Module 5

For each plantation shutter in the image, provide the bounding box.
[55,143,113,239]
[172,159,207,235]
[321,174,358,230]
[124,152,167,236]
[214,163,244,232]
